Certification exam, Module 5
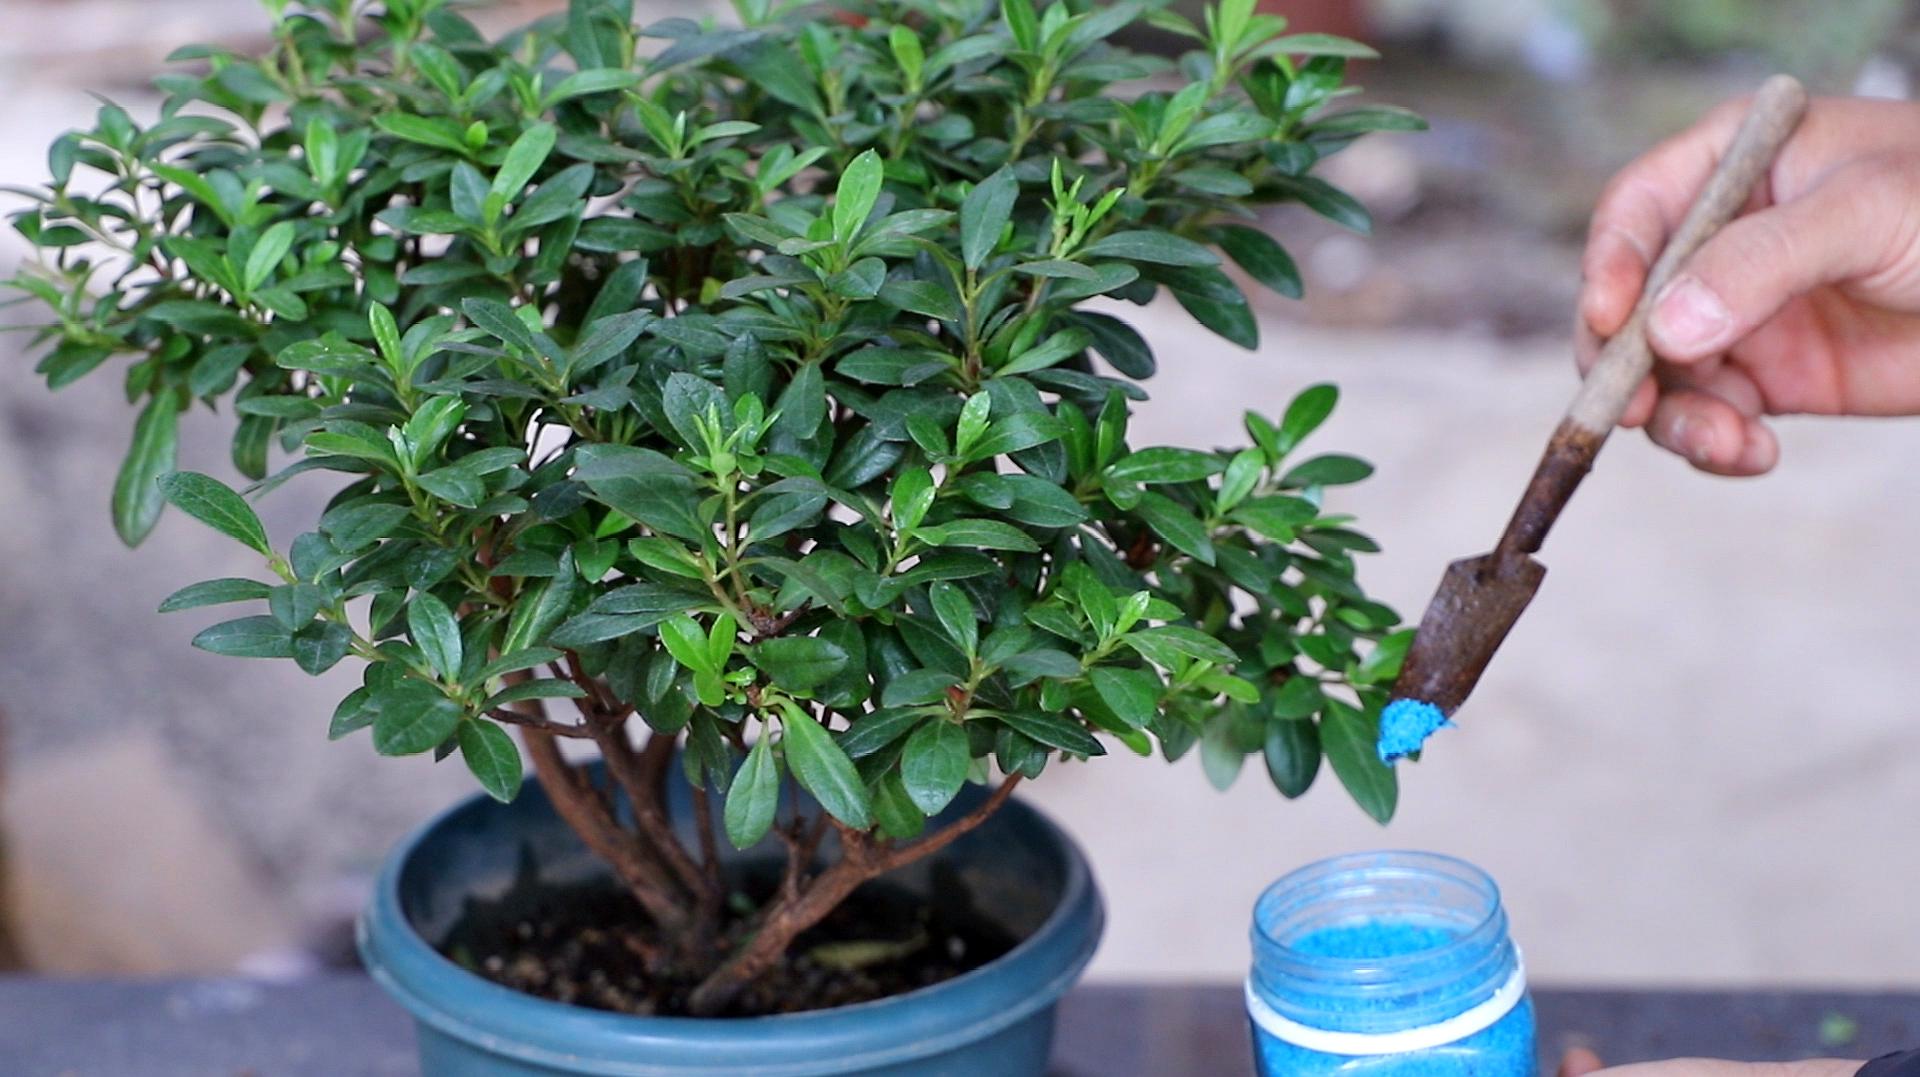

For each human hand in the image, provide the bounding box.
[1578,96,1920,475]
[1557,1047,1863,1077]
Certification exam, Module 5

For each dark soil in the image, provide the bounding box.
[440,864,1019,1018]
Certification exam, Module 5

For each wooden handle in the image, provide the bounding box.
[1567,74,1809,434]
[1494,75,1808,562]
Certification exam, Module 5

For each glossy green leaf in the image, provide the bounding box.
[407,592,463,680]
[960,167,1017,270]
[459,720,523,802]
[1322,703,1396,824]
[723,732,780,848]
[748,637,850,692]
[192,615,295,659]
[833,149,884,243]
[780,705,872,828]
[112,392,180,546]
[999,709,1104,756]
[160,472,271,554]
[372,683,464,757]
[1080,230,1218,267]
[900,719,969,814]
[159,577,272,612]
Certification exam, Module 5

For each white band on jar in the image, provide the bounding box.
[1244,947,1527,1057]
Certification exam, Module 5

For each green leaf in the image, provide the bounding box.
[1281,454,1373,487]
[244,220,296,293]
[839,707,926,758]
[900,720,969,815]
[372,683,464,757]
[660,614,716,674]
[748,637,851,692]
[547,68,642,103]
[960,167,1017,270]
[1072,311,1155,379]
[462,297,539,353]
[873,772,927,840]
[500,550,578,653]
[1322,703,1397,824]
[999,709,1105,756]
[375,113,473,154]
[1125,625,1238,667]
[480,679,586,708]
[780,705,872,828]
[1216,225,1301,300]
[724,733,781,848]
[927,582,978,657]
[1080,230,1218,267]
[1278,384,1338,454]
[1136,492,1215,565]
[833,149,885,243]
[1266,32,1379,58]
[1309,105,1428,135]
[292,621,353,675]
[878,280,963,322]
[408,593,463,681]
[1172,276,1258,349]
[919,518,1040,553]
[999,475,1089,528]
[488,122,558,219]
[459,720,523,802]
[1355,628,1413,686]
[1271,173,1372,234]
[191,616,295,659]
[328,690,374,740]
[1003,0,1040,52]
[112,392,180,546]
[1090,666,1159,728]
[160,472,271,554]
[159,577,272,612]
[1106,447,1221,485]
[1264,717,1321,798]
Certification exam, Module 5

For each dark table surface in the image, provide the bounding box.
[0,975,1914,1076]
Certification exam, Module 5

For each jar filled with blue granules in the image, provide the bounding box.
[1247,851,1535,1075]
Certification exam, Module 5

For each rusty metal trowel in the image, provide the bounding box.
[1379,75,1810,763]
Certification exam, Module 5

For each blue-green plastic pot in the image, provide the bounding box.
[358,766,1104,1076]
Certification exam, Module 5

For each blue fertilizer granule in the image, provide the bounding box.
[1292,921,1460,961]
[1249,920,1536,1076]
[1377,699,1451,764]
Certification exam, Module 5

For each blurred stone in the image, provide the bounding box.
[3,736,295,973]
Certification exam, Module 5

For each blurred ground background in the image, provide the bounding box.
[4,0,1920,991]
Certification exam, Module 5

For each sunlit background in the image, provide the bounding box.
[3,0,1918,987]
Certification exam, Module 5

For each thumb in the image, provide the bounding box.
[1558,1047,1606,1077]
[1645,161,1903,363]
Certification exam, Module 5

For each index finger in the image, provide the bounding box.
[1580,98,1755,340]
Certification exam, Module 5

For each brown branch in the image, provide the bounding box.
[487,707,594,739]
[688,782,726,909]
[519,725,693,943]
[686,778,1023,1017]
[874,774,1023,872]
[592,718,714,911]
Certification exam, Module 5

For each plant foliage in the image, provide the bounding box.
[6,0,1421,1006]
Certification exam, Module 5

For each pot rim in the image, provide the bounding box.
[359,776,1104,1076]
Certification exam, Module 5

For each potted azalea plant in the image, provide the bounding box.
[5,0,1420,1071]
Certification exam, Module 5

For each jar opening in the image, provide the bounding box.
[1248,851,1518,1035]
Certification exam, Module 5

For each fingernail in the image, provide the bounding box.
[1651,276,1732,352]
[1668,414,1715,465]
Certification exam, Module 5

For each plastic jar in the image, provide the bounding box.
[1246,851,1535,1076]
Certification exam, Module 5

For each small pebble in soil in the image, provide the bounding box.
[1377,698,1451,764]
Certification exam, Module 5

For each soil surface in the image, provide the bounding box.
[440,867,1019,1018]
